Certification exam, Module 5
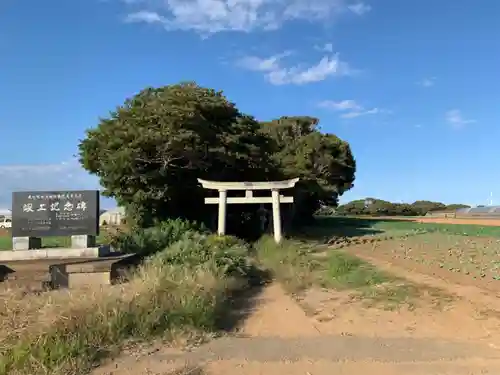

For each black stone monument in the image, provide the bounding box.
[11,190,100,238]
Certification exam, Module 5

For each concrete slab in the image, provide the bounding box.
[0,245,111,261]
[49,253,140,289]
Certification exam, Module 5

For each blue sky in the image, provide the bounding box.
[0,0,499,208]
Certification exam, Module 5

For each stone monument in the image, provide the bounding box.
[11,190,100,250]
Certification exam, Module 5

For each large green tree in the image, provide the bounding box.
[260,116,356,223]
[79,82,276,227]
[79,83,356,234]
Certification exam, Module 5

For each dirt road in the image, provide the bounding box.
[93,279,500,375]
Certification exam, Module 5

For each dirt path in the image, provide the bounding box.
[92,283,500,375]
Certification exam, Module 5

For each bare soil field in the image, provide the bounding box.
[378,216,500,226]
[417,217,500,226]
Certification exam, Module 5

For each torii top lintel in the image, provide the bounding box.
[197,178,299,191]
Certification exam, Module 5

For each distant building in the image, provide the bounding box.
[99,207,126,226]
[427,205,500,218]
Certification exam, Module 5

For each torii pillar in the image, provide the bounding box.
[198,178,299,243]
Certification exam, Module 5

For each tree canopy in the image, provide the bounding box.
[260,116,355,223]
[79,82,356,235]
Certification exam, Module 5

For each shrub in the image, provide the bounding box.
[254,236,392,292]
[110,218,207,256]
[150,233,255,279]
[0,230,253,375]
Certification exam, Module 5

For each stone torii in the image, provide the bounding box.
[198,178,299,243]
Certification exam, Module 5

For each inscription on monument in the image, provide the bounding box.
[12,190,100,237]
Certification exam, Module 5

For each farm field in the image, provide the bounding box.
[417,216,500,225]
[372,215,500,226]
[320,217,500,237]
[348,233,500,292]
[311,216,500,292]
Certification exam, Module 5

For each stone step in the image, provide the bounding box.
[50,253,141,289]
[1,254,141,290]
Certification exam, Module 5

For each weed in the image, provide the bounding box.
[0,227,256,375]
[254,235,444,310]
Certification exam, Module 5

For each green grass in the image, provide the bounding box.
[326,250,392,289]
[254,236,443,309]
[0,232,257,375]
[0,235,106,250]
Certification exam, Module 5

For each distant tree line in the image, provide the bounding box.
[334,199,470,217]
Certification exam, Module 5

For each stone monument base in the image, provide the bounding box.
[71,235,96,249]
[0,245,111,261]
[12,237,42,251]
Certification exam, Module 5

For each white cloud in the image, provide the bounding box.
[315,43,334,52]
[237,52,354,85]
[318,99,362,111]
[446,109,475,129]
[340,107,381,118]
[417,77,436,87]
[121,0,371,34]
[0,159,102,207]
[125,10,166,24]
[318,99,387,119]
[348,2,371,15]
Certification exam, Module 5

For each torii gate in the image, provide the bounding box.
[198,178,299,243]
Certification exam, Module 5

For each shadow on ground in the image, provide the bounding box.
[215,268,273,332]
[0,265,15,282]
[292,216,393,243]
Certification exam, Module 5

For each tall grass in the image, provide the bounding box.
[254,236,393,292]
[0,231,256,375]
[254,236,440,309]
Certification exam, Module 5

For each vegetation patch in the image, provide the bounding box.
[110,218,207,256]
[0,235,107,251]
[371,232,500,281]
[0,224,257,375]
[254,236,451,310]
